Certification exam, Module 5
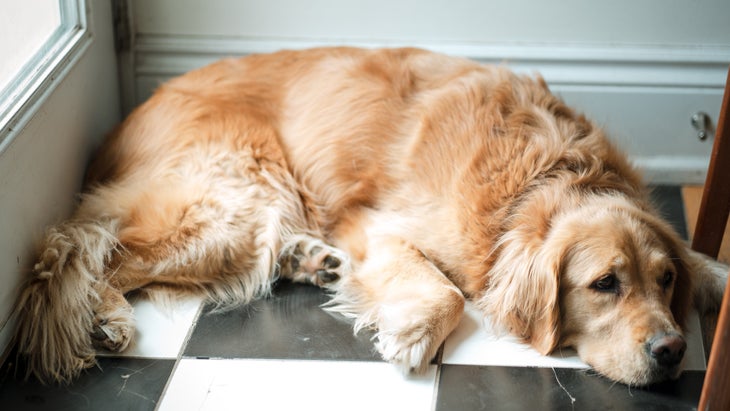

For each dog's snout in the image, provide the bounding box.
[647,333,686,367]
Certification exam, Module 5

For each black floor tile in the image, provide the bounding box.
[0,357,174,411]
[436,364,703,411]
[184,280,381,361]
[650,185,689,240]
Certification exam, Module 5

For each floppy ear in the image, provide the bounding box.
[662,232,693,330]
[642,214,693,329]
[477,229,565,355]
[669,247,693,330]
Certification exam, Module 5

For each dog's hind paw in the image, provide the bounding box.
[91,312,133,352]
[90,287,134,353]
[32,232,74,280]
[279,235,351,287]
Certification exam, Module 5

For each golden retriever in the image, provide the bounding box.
[12,47,728,386]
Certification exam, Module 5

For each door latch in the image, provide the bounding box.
[691,112,711,141]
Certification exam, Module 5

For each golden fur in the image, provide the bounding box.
[11,47,728,385]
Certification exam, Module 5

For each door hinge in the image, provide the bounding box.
[111,0,132,53]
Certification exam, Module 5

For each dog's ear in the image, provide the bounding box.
[640,212,693,329]
[478,229,564,355]
[656,222,693,329]
[669,248,693,330]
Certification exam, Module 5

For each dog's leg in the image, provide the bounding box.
[327,236,465,372]
[686,248,729,352]
[278,234,351,287]
[102,186,303,312]
[14,217,120,384]
[687,248,729,314]
[15,166,309,383]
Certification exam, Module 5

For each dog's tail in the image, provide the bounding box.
[13,218,120,384]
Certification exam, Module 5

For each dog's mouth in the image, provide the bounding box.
[643,360,685,385]
[587,361,684,387]
[595,352,686,387]
[577,333,687,387]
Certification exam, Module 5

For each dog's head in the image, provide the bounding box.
[480,194,692,386]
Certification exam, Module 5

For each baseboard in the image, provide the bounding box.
[132,35,730,84]
[633,156,711,185]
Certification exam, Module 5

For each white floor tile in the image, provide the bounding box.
[443,303,587,368]
[159,359,437,411]
[443,302,706,370]
[97,295,203,359]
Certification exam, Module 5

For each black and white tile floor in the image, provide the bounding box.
[0,186,707,410]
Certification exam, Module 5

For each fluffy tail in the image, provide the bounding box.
[13,218,119,384]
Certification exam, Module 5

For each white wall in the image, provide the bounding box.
[132,0,729,45]
[0,2,121,356]
[122,0,730,184]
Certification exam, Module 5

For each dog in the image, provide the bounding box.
[11,47,729,386]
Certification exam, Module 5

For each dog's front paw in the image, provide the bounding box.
[375,324,436,373]
[372,300,449,373]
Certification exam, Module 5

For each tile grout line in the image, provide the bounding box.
[429,343,445,411]
[153,299,206,411]
[430,364,442,411]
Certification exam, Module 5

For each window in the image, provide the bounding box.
[0,0,89,152]
[0,1,60,93]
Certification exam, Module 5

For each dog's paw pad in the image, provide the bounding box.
[281,253,301,273]
[316,269,340,283]
[323,255,341,269]
[33,241,72,279]
[309,249,349,286]
[279,236,351,286]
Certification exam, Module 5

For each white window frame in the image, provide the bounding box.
[0,0,91,154]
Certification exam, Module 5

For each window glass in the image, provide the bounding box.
[0,0,62,94]
[0,0,86,151]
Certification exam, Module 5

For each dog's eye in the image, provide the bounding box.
[661,270,675,289]
[591,274,619,293]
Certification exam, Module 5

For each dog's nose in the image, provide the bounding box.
[648,333,686,367]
